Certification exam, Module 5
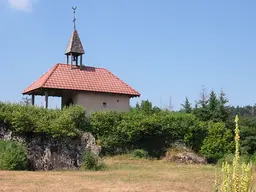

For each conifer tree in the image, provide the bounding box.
[208,90,219,122]
[181,97,192,113]
[217,90,229,122]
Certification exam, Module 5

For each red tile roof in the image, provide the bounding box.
[22,63,140,97]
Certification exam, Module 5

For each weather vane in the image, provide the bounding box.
[72,6,77,30]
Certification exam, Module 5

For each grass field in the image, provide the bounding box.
[1,155,256,192]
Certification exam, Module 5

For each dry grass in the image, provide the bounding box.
[1,155,256,192]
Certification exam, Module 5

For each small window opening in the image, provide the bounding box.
[117,99,119,102]
[66,98,73,107]
[103,102,107,108]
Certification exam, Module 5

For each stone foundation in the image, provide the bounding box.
[0,123,101,170]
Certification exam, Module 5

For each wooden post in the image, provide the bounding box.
[45,92,48,109]
[31,94,35,106]
[61,97,63,110]
[80,55,83,69]
[70,54,73,69]
[76,56,78,66]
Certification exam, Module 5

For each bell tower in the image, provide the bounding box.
[65,6,85,69]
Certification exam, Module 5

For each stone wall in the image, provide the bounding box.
[0,123,101,170]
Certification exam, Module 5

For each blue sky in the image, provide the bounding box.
[1,0,256,110]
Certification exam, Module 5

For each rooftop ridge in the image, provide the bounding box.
[57,63,106,70]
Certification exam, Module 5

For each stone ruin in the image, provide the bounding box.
[0,123,101,170]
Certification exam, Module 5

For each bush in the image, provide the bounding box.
[217,153,234,166]
[90,110,201,157]
[184,121,208,152]
[90,111,127,155]
[0,140,28,170]
[0,103,89,137]
[200,121,234,163]
[239,153,256,165]
[217,153,256,167]
[82,150,106,171]
[131,149,149,159]
[50,105,89,137]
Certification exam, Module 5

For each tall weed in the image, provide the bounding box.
[214,115,255,192]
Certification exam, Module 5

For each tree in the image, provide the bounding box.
[193,86,210,121]
[181,97,192,113]
[168,96,174,112]
[194,101,198,109]
[216,90,229,122]
[200,122,234,163]
[199,85,209,108]
[20,97,31,106]
[208,90,219,122]
[134,100,161,114]
[239,117,256,155]
[193,88,230,122]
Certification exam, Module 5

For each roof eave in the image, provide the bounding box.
[130,93,141,98]
[22,87,141,97]
[22,89,38,95]
[65,51,85,55]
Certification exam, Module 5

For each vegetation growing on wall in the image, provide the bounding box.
[0,103,90,137]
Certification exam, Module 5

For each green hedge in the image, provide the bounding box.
[0,101,243,163]
[90,110,206,157]
[90,109,239,161]
[0,102,90,137]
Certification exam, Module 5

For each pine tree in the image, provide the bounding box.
[208,90,219,122]
[198,85,209,108]
[193,86,210,121]
[217,90,229,122]
[181,97,192,113]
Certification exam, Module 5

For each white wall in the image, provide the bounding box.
[62,92,131,115]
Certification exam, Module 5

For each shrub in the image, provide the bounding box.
[184,121,208,152]
[0,103,89,137]
[50,105,88,137]
[247,153,256,164]
[217,153,234,166]
[240,122,256,155]
[0,140,28,170]
[131,149,149,159]
[200,121,234,163]
[11,109,35,132]
[90,110,201,157]
[82,150,105,171]
[90,111,127,155]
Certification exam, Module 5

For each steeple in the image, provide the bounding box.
[65,6,85,68]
